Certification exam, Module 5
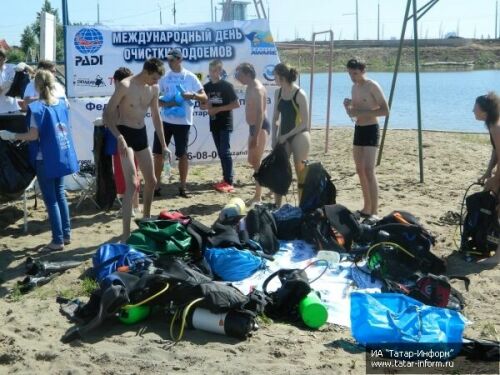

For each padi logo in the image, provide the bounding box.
[75,55,103,66]
[263,64,276,81]
[245,30,277,56]
[75,75,106,87]
[74,28,103,54]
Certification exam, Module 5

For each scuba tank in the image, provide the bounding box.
[188,308,257,339]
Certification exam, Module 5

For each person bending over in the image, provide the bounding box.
[103,58,170,242]
[235,62,270,206]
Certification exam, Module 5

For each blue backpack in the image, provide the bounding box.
[204,248,266,282]
[92,243,151,284]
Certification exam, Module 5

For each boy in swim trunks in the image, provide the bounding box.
[343,58,389,220]
[235,62,270,205]
[103,58,170,242]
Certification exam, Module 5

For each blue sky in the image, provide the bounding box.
[1,0,499,46]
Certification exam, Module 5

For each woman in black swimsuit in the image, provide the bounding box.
[271,63,311,207]
[474,92,500,186]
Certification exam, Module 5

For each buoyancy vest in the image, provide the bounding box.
[28,100,79,179]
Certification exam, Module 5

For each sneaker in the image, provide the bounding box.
[215,181,232,193]
[213,181,225,190]
[221,183,235,193]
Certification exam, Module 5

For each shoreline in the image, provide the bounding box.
[311,124,489,135]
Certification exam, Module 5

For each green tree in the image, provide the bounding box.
[20,25,37,60]
[6,48,26,63]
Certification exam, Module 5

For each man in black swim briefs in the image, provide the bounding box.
[235,62,270,205]
[104,58,170,242]
[343,58,389,221]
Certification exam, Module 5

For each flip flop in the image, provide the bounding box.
[178,187,190,198]
[355,210,371,220]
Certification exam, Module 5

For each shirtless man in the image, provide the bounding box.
[343,58,389,221]
[103,58,170,241]
[235,62,271,205]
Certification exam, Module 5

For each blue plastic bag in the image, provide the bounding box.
[204,248,266,281]
[350,292,467,345]
[92,243,151,284]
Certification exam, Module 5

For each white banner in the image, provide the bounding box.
[65,19,280,164]
[65,19,279,98]
[69,92,276,163]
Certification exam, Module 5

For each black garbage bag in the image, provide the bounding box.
[6,70,31,98]
[0,139,35,203]
[253,143,292,196]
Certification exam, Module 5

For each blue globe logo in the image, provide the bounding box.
[263,64,276,81]
[74,28,103,54]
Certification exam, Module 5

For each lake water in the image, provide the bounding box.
[298,70,499,133]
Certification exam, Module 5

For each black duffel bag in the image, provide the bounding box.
[0,139,35,203]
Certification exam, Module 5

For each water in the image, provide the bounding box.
[299,70,499,133]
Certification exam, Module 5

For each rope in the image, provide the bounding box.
[169,297,205,342]
[121,283,170,310]
[366,241,416,260]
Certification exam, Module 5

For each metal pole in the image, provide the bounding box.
[377,0,411,166]
[309,31,334,153]
[412,0,424,183]
[377,1,380,40]
[173,0,177,24]
[493,0,497,38]
[211,0,214,22]
[308,39,316,130]
[355,0,359,40]
[62,0,69,96]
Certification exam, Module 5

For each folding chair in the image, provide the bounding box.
[67,161,100,210]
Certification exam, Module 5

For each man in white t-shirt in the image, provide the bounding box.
[0,48,20,114]
[153,48,207,198]
[23,60,66,104]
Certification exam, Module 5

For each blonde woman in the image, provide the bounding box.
[0,70,78,251]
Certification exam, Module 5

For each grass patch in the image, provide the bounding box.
[480,321,498,339]
[258,314,274,326]
[8,285,23,302]
[81,277,99,297]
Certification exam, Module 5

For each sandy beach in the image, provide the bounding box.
[1,127,498,374]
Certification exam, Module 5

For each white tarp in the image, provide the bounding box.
[65,19,280,163]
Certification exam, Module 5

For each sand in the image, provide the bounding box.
[0,128,498,374]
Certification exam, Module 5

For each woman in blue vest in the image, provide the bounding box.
[0,70,78,251]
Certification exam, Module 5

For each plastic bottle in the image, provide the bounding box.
[163,157,171,178]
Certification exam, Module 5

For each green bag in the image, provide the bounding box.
[126,220,192,255]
